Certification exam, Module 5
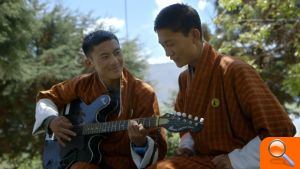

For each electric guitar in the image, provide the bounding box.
[43,94,204,169]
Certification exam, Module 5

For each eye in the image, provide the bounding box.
[114,50,122,56]
[99,55,109,60]
[165,42,174,48]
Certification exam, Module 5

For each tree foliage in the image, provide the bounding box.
[122,39,148,79]
[0,2,89,168]
[212,0,300,114]
[0,0,37,81]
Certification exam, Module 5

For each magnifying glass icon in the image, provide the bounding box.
[268,139,295,167]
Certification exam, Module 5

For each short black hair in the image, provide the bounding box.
[82,30,119,56]
[154,3,202,37]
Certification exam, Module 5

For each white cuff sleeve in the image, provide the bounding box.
[228,136,261,169]
[32,99,58,135]
[179,132,195,151]
[131,136,158,169]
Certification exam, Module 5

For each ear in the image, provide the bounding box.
[191,28,201,44]
[84,57,93,68]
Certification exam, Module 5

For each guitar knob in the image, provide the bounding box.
[188,114,192,119]
[182,113,187,117]
[200,118,204,123]
[194,116,199,121]
[176,112,182,116]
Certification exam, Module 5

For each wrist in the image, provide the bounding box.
[132,138,149,156]
[132,137,147,147]
[44,116,57,134]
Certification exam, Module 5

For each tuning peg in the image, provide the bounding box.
[200,118,204,123]
[182,113,187,117]
[176,112,182,116]
[194,116,199,121]
[188,114,192,119]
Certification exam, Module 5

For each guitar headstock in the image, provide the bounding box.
[158,112,204,132]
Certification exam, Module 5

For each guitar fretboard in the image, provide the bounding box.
[81,117,158,135]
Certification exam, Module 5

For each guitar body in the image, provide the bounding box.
[42,95,205,169]
[43,95,117,169]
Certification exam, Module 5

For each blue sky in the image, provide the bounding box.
[43,0,216,64]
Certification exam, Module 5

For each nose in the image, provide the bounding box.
[110,54,121,65]
[165,49,174,57]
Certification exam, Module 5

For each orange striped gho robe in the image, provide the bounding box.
[37,68,167,169]
[147,43,295,169]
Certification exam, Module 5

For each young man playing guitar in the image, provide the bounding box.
[32,30,167,169]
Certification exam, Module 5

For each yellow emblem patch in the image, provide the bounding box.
[211,98,220,108]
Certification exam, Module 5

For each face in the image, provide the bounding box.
[88,39,123,84]
[157,28,200,67]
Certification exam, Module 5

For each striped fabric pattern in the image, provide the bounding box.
[37,68,167,169]
[147,43,295,169]
[149,156,215,169]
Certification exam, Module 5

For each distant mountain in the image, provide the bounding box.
[145,63,184,104]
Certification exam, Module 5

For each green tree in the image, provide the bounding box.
[0,0,40,163]
[122,39,148,80]
[212,0,300,115]
[0,0,37,81]
[0,1,90,168]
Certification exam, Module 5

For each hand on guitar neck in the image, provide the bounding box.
[49,116,77,147]
[128,120,148,147]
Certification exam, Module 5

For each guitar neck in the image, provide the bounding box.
[82,117,159,135]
